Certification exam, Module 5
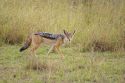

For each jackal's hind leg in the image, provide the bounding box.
[30,43,41,57]
[30,35,42,57]
[30,47,37,57]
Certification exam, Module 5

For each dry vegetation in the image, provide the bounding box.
[0,0,125,51]
[0,0,125,83]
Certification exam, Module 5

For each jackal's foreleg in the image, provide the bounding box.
[55,47,64,58]
[47,45,55,55]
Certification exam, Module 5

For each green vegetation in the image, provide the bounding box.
[0,45,125,83]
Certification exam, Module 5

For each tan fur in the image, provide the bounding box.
[20,30,75,58]
[30,34,64,57]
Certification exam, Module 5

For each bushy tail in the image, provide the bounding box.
[19,35,32,52]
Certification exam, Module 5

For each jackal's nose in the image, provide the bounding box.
[68,38,70,42]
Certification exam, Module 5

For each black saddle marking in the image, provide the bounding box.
[34,32,64,40]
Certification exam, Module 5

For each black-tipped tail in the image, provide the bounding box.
[20,46,27,52]
[19,43,31,52]
[19,35,32,52]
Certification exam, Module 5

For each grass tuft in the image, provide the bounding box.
[26,56,48,71]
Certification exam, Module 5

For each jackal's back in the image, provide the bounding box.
[34,32,65,40]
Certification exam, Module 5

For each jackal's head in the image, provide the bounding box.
[63,30,76,43]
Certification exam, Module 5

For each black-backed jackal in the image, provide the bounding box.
[19,30,75,58]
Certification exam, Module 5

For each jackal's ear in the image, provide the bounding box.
[63,29,67,35]
[73,30,76,35]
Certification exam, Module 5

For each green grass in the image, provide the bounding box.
[0,45,125,83]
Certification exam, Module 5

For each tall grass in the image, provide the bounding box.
[0,0,125,51]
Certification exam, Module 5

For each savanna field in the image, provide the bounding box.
[0,0,125,83]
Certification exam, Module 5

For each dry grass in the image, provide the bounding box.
[0,0,125,51]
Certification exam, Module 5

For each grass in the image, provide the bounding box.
[0,0,125,51]
[0,1,125,82]
[0,45,125,83]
